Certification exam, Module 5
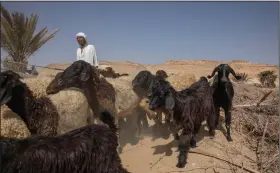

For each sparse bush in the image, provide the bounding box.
[232,72,251,83]
[257,70,278,88]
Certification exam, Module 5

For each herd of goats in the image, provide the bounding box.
[0,60,243,173]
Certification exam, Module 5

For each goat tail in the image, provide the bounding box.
[99,110,117,132]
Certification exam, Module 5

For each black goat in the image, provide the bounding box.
[0,110,131,173]
[155,70,168,79]
[132,70,171,127]
[207,64,241,141]
[45,60,140,154]
[46,60,104,120]
[132,70,168,97]
[0,70,59,136]
[147,76,216,168]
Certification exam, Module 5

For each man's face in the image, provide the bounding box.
[77,36,86,46]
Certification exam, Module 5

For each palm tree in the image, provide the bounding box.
[1,5,59,72]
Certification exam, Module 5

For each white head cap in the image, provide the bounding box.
[76,32,87,42]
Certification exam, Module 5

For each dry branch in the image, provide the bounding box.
[256,91,273,107]
[188,149,260,173]
[164,166,228,173]
[259,120,269,173]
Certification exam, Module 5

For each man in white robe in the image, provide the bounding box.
[76,32,99,68]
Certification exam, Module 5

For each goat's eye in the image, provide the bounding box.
[58,79,64,84]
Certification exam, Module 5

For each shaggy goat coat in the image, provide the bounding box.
[132,70,171,124]
[0,111,131,173]
[6,82,59,136]
[45,60,143,153]
[157,77,215,133]
[1,70,93,137]
[148,77,216,168]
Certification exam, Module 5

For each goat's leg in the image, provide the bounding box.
[135,106,148,139]
[141,114,149,129]
[136,112,142,139]
[157,111,163,125]
[190,123,201,148]
[138,106,149,129]
[153,110,162,128]
[207,113,216,139]
[224,107,233,142]
[167,120,179,140]
[164,111,171,124]
[214,106,220,129]
[116,118,124,153]
[173,127,180,140]
[163,110,179,139]
[176,130,192,168]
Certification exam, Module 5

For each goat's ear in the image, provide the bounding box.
[92,67,100,85]
[165,92,175,110]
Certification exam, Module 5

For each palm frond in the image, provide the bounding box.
[1,5,59,72]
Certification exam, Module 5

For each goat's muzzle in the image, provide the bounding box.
[221,76,228,83]
[132,83,138,88]
[46,86,56,95]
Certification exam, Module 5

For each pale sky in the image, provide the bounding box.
[1,1,279,66]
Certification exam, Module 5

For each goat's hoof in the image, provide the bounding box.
[209,132,215,139]
[226,136,233,142]
[190,144,197,148]
[176,162,186,168]
[190,140,197,148]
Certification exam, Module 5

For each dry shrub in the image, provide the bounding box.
[257,70,278,88]
[231,72,251,83]
[233,102,279,173]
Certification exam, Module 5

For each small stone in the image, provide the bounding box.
[192,163,196,166]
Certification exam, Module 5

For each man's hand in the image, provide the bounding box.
[207,75,212,79]
[236,75,242,80]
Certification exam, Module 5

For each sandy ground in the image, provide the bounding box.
[42,59,278,173]
[118,115,258,173]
